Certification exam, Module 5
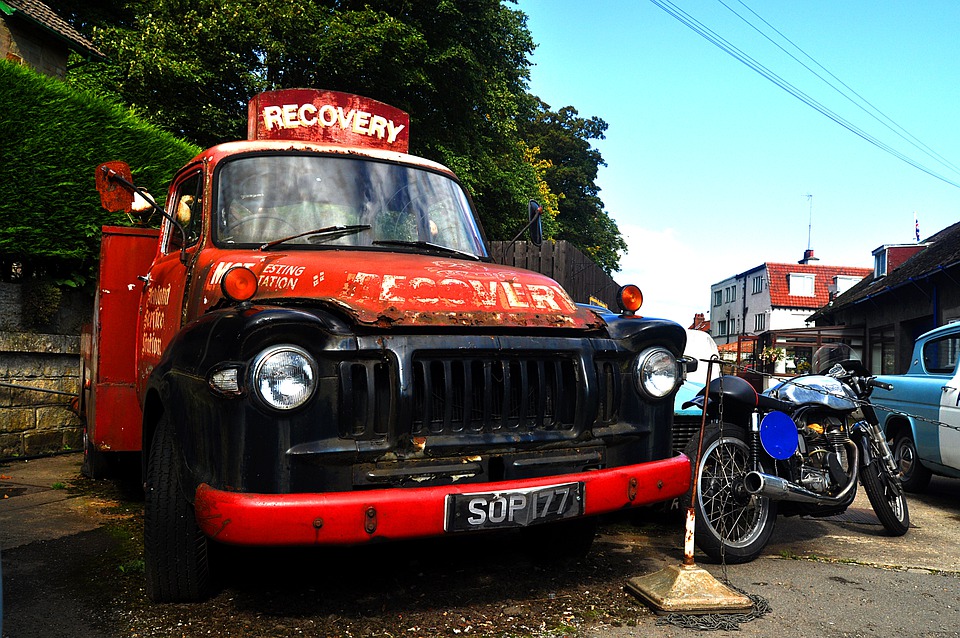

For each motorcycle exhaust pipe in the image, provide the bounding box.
[743,440,860,505]
[743,471,825,504]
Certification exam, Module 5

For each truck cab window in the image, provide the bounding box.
[165,171,203,253]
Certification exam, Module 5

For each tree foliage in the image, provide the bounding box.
[519,98,627,273]
[49,0,624,271]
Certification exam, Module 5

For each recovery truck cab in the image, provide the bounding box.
[82,89,691,602]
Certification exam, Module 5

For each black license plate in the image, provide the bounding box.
[444,482,585,532]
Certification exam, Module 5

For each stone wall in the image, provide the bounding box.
[0,282,90,459]
[0,335,83,459]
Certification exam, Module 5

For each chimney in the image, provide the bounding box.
[798,249,819,265]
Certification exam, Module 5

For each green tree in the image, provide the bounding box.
[54,0,623,266]
[520,98,626,273]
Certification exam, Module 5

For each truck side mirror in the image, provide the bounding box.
[95,161,136,213]
[528,200,543,246]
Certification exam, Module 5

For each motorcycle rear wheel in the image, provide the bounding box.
[684,423,777,564]
[860,458,910,536]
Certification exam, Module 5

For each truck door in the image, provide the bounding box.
[937,337,960,470]
[137,169,204,388]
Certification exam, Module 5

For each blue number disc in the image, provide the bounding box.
[759,411,799,460]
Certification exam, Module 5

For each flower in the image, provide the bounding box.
[760,346,785,364]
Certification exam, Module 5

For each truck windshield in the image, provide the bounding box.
[214,154,487,258]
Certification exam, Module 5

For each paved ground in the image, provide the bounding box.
[2,453,959,637]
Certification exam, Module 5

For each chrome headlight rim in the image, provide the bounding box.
[634,346,680,399]
[251,344,317,411]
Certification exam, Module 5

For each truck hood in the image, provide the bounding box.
[196,249,605,330]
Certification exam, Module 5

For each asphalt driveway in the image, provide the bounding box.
[2,453,958,637]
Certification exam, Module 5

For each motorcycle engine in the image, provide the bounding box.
[795,413,850,494]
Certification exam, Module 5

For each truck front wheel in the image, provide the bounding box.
[144,416,211,602]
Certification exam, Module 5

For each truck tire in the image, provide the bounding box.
[144,416,210,602]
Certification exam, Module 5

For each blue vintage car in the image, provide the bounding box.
[873,322,960,492]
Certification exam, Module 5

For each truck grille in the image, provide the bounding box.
[672,415,701,455]
[411,355,579,435]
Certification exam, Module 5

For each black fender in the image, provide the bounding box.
[851,421,878,467]
[595,312,687,356]
[141,303,359,488]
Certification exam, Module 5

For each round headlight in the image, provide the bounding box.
[634,347,679,399]
[252,345,317,410]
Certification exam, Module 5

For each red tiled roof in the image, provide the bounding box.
[765,262,872,310]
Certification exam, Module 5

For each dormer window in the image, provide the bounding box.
[788,273,815,297]
[874,250,887,278]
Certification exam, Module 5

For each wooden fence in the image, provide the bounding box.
[489,240,620,310]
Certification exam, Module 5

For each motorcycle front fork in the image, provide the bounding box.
[859,420,900,476]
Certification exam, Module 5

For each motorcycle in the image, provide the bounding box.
[683,344,909,563]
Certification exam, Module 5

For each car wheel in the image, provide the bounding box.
[894,432,932,493]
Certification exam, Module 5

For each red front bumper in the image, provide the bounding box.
[194,454,690,546]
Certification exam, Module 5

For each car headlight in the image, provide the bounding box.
[634,347,680,399]
[252,345,317,410]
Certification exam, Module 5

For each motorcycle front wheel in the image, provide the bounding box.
[684,423,777,564]
[860,458,910,536]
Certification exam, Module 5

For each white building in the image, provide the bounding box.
[710,252,871,346]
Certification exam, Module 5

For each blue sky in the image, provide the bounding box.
[516,0,960,325]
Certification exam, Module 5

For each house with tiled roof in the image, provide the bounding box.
[1,0,103,79]
[810,221,960,374]
[709,250,872,346]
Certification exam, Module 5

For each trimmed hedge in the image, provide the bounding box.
[0,61,201,286]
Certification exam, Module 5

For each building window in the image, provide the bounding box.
[752,276,763,294]
[716,320,727,337]
[788,273,815,296]
[874,251,887,278]
[714,290,722,306]
[730,286,736,302]
[869,326,895,374]
[754,313,765,332]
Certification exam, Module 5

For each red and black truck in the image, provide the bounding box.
[81,89,692,602]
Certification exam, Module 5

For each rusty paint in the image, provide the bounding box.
[247,89,411,152]
[684,508,696,565]
[628,476,638,501]
[192,248,601,330]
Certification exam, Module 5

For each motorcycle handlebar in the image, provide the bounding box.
[867,378,894,391]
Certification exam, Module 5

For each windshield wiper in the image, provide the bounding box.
[371,240,480,261]
[260,224,371,250]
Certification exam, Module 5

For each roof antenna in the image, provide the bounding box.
[799,194,818,264]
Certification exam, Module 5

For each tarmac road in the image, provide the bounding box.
[1,453,958,637]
